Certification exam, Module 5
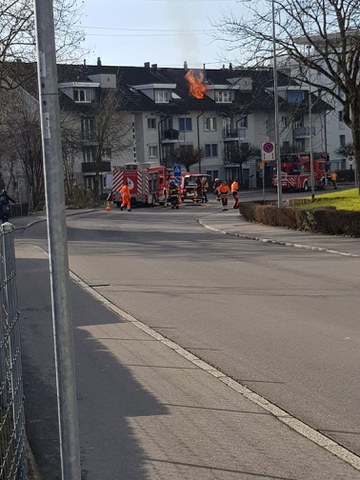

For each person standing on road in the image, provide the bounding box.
[231,180,239,209]
[0,189,15,223]
[202,178,209,203]
[120,182,131,211]
[330,171,337,189]
[213,178,220,202]
[218,181,231,211]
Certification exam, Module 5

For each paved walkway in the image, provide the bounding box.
[199,210,360,257]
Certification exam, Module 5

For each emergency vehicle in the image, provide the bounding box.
[178,173,209,203]
[272,153,327,191]
[111,164,168,207]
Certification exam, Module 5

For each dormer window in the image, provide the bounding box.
[215,90,232,103]
[154,90,170,103]
[74,88,92,103]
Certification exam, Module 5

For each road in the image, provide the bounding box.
[15,199,360,479]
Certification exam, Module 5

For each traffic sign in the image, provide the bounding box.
[261,142,275,161]
[173,164,181,177]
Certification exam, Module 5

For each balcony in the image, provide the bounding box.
[222,127,246,141]
[293,126,316,138]
[81,161,111,174]
[160,129,185,143]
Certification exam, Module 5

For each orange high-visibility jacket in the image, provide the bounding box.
[120,184,131,200]
[231,181,238,193]
[218,184,230,194]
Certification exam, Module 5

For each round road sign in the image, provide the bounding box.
[263,142,274,154]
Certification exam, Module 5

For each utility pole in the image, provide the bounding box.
[33,0,81,479]
[272,0,282,207]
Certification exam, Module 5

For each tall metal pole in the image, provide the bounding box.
[272,0,282,207]
[308,83,315,201]
[33,0,81,478]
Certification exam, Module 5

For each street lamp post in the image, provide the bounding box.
[272,0,282,207]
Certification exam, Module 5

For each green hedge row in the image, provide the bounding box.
[239,202,360,237]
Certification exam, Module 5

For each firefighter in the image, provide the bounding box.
[218,180,231,210]
[213,178,220,201]
[231,179,239,209]
[202,178,209,203]
[120,182,131,211]
[168,181,180,209]
[330,171,337,189]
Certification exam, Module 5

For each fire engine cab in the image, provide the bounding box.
[111,164,168,207]
[272,152,327,191]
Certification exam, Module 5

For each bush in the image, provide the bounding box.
[239,202,360,237]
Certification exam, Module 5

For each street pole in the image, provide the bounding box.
[308,83,315,201]
[272,0,282,207]
[33,0,81,479]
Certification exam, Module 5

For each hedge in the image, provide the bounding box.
[239,202,360,237]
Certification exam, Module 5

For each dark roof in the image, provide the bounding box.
[11,61,332,115]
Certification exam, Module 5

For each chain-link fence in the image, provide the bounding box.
[0,223,27,480]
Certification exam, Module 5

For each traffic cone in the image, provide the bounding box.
[105,201,111,212]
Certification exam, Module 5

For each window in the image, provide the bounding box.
[154,90,170,103]
[81,116,95,140]
[287,90,304,103]
[204,117,217,131]
[103,148,111,159]
[238,116,248,128]
[179,117,192,131]
[179,144,193,155]
[338,110,344,122]
[339,135,346,147]
[294,114,304,128]
[205,144,218,157]
[147,118,156,129]
[214,90,232,103]
[74,89,92,103]
[281,116,288,127]
[82,146,95,163]
[149,145,158,158]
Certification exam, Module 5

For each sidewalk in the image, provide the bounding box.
[199,210,360,257]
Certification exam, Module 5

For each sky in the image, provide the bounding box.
[79,0,246,68]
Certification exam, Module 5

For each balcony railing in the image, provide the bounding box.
[222,127,246,141]
[160,129,185,143]
[293,126,316,138]
[81,161,111,174]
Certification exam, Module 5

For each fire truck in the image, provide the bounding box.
[272,152,327,191]
[111,164,168,207]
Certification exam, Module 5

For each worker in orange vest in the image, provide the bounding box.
[120,182,131,211]
[231,179,239,209]
[330,171,337,189]
[218,180,231,210]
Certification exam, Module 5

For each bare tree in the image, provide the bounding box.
[216,0,360,192]
[0,0,84,90]
[60,87,133,202]
[0,89,44,209]
[171,147,205,172]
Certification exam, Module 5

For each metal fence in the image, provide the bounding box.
[0,223,27,480]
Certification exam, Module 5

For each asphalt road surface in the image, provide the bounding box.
[15,201,360,479]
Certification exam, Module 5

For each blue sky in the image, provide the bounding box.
[79,0,244,68]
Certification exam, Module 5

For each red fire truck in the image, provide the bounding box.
[272,153,327,191]
[178,173,209,203]
[111,164,168,207]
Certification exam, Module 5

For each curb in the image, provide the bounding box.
[197,218,360,258]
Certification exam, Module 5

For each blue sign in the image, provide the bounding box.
[173,164,181,177]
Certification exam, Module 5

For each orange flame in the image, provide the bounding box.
[185,70,207,99]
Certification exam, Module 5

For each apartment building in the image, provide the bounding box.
[4,60,332,197]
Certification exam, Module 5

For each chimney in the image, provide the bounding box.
[83,59,86,66]
[229,63,233,71]
[151,63,157,71]
[184,61,188,71]
[144,62,150,69]
[97,57,102,66]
